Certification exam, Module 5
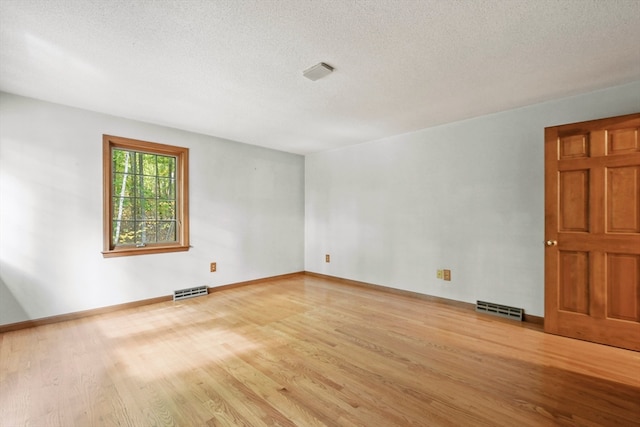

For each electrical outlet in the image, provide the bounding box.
[325,254,330,263]
[443,269,451,281]
[437,269,443,279]
[210,262,217,272]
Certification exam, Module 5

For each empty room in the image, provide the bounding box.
[1,0,639,426]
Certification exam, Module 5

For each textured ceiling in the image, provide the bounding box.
[1,0,639,155]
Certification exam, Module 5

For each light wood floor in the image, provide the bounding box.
[1,274,639,426]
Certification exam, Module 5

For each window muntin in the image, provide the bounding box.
[103,135,189,257]
[111,150,177,246]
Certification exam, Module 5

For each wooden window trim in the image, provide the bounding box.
[102,135,189,258]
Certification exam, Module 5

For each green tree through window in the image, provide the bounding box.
[112,149,177,245]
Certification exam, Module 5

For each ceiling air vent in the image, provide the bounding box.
[173,285,208,301]
[476,300,523,321]
[303,62,334,81]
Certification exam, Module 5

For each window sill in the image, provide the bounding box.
[102,245,190,258]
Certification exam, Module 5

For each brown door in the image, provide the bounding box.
[545,113,640,351]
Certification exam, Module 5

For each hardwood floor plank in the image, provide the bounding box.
[1,274,638,426]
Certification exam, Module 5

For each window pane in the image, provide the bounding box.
[142,153,157,176]
[114,220,136,245]
[129,151,140,174]
[157,177,175,200]
[142,176,157,198]
[158,221,176,242]
[112,149,132,173]
[113,173,135,197]
[135,221,145,243]
[158,200,175,220]
[141,221,157,243]
[136,199,156,220]
[113,196,134,221]
[157,156,175,178]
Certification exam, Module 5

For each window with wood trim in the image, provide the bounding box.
[103,135,189,257]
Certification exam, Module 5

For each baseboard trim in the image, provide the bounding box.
[304,271,544,328]
[523,313,544,325]
[207,271,304,294]
[0,270,543,333]
[0,271,305,334]
[0,295,173,334]
[304,271,474,309]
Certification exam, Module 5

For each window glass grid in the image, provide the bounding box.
[111,149,177,246]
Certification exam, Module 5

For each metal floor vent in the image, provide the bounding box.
[476,300,523,321]
[173,285,208,301]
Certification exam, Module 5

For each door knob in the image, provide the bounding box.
[545,240,558,246]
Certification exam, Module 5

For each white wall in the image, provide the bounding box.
[305,81,640,317]
[2,83,638,326]
[0,92,305,325]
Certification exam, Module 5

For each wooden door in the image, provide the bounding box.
[545,113,640,351]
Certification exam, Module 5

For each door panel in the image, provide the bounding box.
[560,134,590,158]
[559,170,590,232]
[545,113,640,351]
[608,128,638,154]
[558,251,590,314]
[606,166,639,233]
[606,253,639,322]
